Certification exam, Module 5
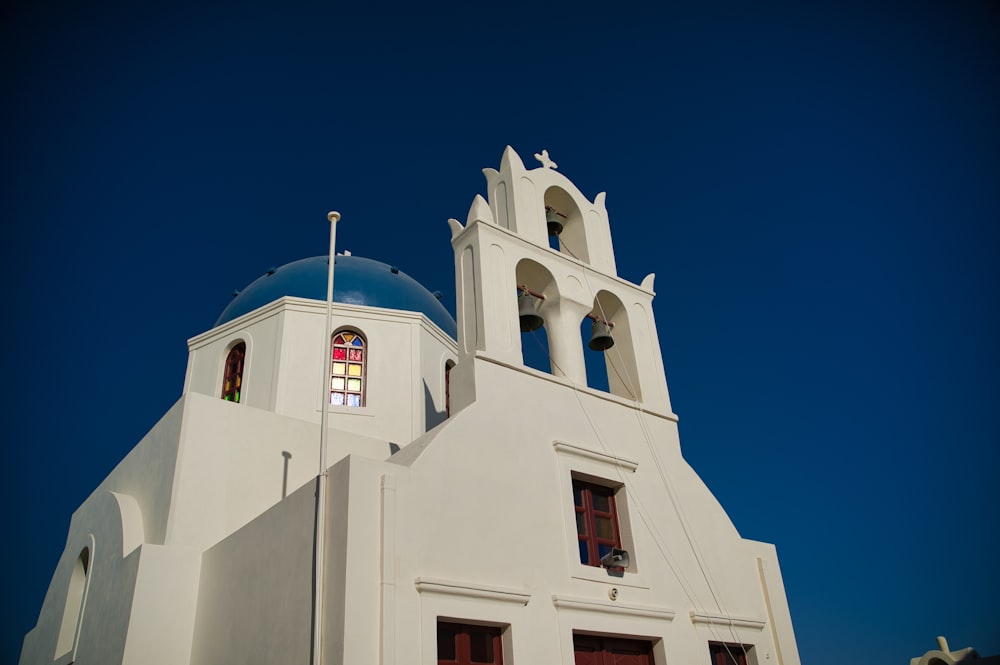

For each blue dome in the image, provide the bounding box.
[216,255,457,338]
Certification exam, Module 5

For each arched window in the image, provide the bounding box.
[330,331,366,407]
[56,547,89,658]
[445,360,455,417]
[221,342,246,403]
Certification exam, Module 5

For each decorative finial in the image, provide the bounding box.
[534,149,558,170]
[327,211,341,222]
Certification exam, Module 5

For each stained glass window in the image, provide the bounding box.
[330,331,366,407]
[221,342,246,403]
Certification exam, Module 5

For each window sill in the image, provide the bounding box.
[323,405,376,418]
[570,564,649,589]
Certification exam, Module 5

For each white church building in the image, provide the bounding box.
[20,148,800,665]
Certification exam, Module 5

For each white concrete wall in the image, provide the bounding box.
[321,456,387,665]
[163,391,393,552]
[419,325,458,430]
[20,493,141,665]
[186,297,457,446]
[20,400,186,665]
[23,148,799,665]
[24,323,798,665]
[383,356,799,665]
[120,545,202,665]
[190,481,315,665]
[183,305,283,413]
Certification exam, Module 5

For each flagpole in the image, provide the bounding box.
[313,210,340,665]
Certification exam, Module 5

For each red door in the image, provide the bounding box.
[573,635,654,665]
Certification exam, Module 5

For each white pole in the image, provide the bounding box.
[313,210,340,665]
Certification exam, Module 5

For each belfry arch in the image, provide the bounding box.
[591,290,642,401]
[449,147,670,408]
[515,259,557,375]
[543,185,590,264]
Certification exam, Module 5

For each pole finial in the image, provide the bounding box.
[327,211,341,223]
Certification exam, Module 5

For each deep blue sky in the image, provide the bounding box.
[2,1,998,663]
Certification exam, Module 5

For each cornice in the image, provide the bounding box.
[414,577,531,605]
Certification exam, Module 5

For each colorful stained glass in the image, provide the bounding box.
[221,342,246,403]
[330,331,366,407]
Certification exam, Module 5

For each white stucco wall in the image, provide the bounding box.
[190,481,315,665]
[381,356,799,665]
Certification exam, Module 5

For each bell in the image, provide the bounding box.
[546,207,564,236]
[589,319,615,351]
[518,291,544,332]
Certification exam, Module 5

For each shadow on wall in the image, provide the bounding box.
[424,381,446,431]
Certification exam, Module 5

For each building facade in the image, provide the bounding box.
[21,147,800,665]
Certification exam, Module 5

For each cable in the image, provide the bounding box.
[547,237,752,652]
[524,329,709,610]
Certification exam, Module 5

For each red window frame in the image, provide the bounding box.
[221,342,246,403]
[437,622,502,665]
[709,642,750,665]
[573,634,653,665]
[573,479,622,567]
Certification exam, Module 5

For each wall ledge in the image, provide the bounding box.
[552,594,675,620]
[414,577,531,605]
[552,441,639,471]
[690,611,766,630]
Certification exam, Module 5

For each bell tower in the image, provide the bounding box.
[447,146,673,416]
